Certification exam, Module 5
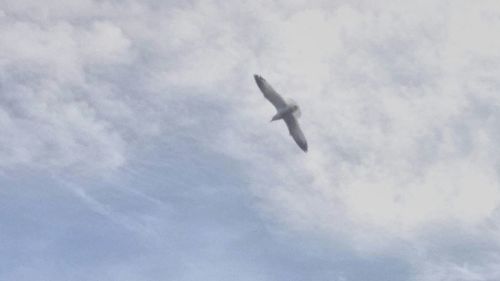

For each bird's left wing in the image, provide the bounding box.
[283,115,308,152]
[254,74,288,110]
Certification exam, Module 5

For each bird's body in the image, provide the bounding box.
[271,104,299,121]
[253,74,308,152]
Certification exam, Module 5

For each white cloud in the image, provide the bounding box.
[212,0,500,274]
[80,21,132,64]
[4,0,500,279]
[0,5,140,172]
[210,0,500,233]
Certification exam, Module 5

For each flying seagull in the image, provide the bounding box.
[254,74,308,152]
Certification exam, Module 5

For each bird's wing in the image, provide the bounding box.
[254,74,288,110]
[283,114,308,152]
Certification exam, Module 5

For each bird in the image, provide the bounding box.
[253,74,308,152]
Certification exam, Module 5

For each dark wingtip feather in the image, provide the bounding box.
[254,74,264,89]
[299,141,308,152]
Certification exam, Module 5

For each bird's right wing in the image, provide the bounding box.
[283,115,308,152]
[254,74,288,110]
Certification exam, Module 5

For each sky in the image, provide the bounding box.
[2,0,500,280]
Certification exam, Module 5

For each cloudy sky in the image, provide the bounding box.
[2,0,500,280]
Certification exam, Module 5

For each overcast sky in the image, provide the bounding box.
[2,0,500,280]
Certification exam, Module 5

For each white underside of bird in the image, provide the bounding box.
[253,74,308,152]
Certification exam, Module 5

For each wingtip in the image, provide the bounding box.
[299,142,308,153]
[254,74,264,88]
